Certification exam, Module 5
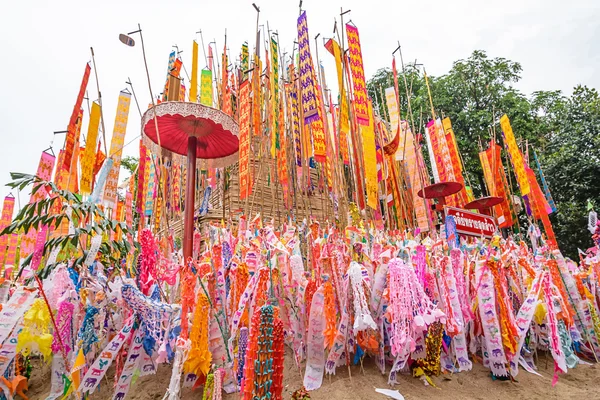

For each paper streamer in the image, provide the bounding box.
[112,329,144,400]
[80,317,135,394]
[509,271,543,376]
[303,286,325,390]
[475,261,508,377]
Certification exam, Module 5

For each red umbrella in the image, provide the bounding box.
[464,196,503,216]
[417,181,463,222]
[141,101,239,260]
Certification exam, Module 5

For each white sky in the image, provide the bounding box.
[0,0,598,212]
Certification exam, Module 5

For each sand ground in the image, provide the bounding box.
[27,350,599,400]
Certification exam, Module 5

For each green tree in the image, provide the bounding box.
[540,85,600,257]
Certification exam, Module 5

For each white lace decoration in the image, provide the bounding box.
[348,261,377,334]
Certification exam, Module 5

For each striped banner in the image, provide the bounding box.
[345,24,369,126]
[103,91,132,208]
[238,81,252,200]
[500,114,530,196]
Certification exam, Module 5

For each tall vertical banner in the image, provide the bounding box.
[200,69,213,106]
[80,102,101,195]
[480,145,513,228]
[103,91,132,208]
[500,114,530,196]
[427,119,456,184]
[162,51,177,102]
[324,39,349,161]
[442,117,468,204]
[362,103,378,210]
[137,142,148,213]
[297,11,320,124]
[20,151,56,260]
[288,80,303,167]
[271,37,280,155]
[0,196,15,265]
[386,85,429,231]
[144,157,156,217]
[238,81,252,200]
[68,111,83,195]
[533,149,557,213]
[190,41,199,103]
[5,233,18,267]
[63,64,91,170]
[311,83,327,163]
[241,43,249,81]
[345,24,369,126]
[252,57,262,137]
[385,87,400,133]
[221,46,230,115]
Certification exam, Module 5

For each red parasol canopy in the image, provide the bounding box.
[141,102,239,168]
[464,196,503,210]
[417,181,463,200]
[140,101,239,261]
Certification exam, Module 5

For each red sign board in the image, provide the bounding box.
[445,206,497,238]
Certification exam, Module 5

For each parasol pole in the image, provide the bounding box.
[183,136,197,261]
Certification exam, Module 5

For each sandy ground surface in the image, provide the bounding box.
[27,350,599,400]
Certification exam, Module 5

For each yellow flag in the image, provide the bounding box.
[362,102,378,210]
[500,114,530,195]
[71,348,86,390]
[190,41,199,102]
[80,102,101,195]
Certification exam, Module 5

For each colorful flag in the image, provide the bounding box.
[533,149,557,213]
[137,142,148,213]
[238,81,252,200]
[200,69,213,107]
[162,51,177,102]
[500,114,530,196]
[252,57,262,136]
[241,42,249,81]
[297,11,319,124]
[480,144,513,229]
[190,41,199,103]
[270,37,280,155]
[20,151,56,260]
[145,156,156,217]
[345,24,369,125]
[103,91,132,208]
[0,196,15,265]
[311,82,327,163]
[63,64,91,170]
[324,39,349,163]
[288,78,302,167]
[362,103,378,210]
[80,102,101,195]
[442,117,468,204]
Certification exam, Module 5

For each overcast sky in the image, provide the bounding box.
[0,0,598,212]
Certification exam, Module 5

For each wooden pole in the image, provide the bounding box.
[183,136,197,261]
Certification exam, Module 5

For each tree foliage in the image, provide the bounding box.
[2,172,134,280]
